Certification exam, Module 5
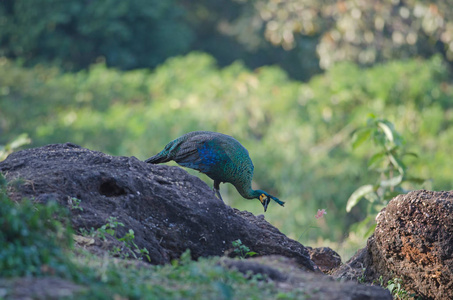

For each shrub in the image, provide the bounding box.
[0,173,76,278]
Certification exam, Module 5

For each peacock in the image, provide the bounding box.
[145,131,285,212]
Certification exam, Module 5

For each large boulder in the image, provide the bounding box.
[334,190,453,299]
[0,143,315,270]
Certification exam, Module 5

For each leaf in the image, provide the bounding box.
[346,184,375,212]
[403,152,418,158]
[367,151,385,169]
[364,192,380,203]
[388,152,406,174]
[380,175,403,187]
[377,121,394,143]
[387,283,395,292]
[403,176,426,184]
[364,223,377,238]
[352,128,372,149]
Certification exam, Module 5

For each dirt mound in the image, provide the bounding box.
[0,143,315,270]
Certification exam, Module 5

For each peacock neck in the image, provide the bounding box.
[236,186,262,199]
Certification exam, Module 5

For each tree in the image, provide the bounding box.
[0,0,193,70]
[250,0,453,69]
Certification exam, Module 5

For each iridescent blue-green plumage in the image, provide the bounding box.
[145,131,284,211]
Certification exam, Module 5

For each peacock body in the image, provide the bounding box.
[145,131,284,211]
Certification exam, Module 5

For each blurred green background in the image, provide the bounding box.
[1,0,453,260]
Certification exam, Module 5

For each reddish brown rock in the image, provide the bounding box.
[334,190,453,299]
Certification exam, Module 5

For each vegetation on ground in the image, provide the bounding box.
[0,173,77,278]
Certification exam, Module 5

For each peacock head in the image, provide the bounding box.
[257,190,285,212]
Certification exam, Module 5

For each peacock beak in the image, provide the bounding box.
[263,197,270,212]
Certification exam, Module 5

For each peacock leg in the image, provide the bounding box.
[213,180,224,202]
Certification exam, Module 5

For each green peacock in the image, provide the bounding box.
[145,131,285,212]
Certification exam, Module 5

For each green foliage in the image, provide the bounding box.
[80,216,150,262]
[0,0,321,80]
[347,117,426,238]
[231,239,257,259]
[347,116,425,213]
[117,229,151,262]
[70,249,306,299]
[378,276,412,300]
[68,197,83,211]
[96,216,124,240]
[0,173,76,278]
[0,0,193,70]
[251,0,453,69]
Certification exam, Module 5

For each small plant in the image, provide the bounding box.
[232,239,257,259]
[298,208,327,242]
[357,267,367,283]
[347,116,426,236]
[68,197,83,211]
[315,209,327,219]
[79,226,96,237]
[118,229,151,262]
[377,276,410,300]
[96,216,124,240]
[85,216,151,262]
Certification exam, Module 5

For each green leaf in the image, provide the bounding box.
[388,152,406,174]
[346,185,375,212]
[387,283,395,292]
[364,223,377,238]
[367,151,385,169]
[380,175,403,187]
[352,128,372,149]
[402,152,418,160]
[377,121,394,143]
[403,176,426,184]
[364,192,380,203]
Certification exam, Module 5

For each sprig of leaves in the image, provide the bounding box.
[347,116,426,214]
[232,239,257,259]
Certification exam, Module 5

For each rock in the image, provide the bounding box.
[0,143,315,270]
[333,190,453,299]
[306,247,342,273]
[221,256,392,300]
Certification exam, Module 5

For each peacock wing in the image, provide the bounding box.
[172,134,233,175]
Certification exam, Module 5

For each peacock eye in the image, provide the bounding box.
[259,194,266,203]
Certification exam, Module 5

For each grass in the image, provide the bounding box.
[0,173,78,279]
[72,249,306,300]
